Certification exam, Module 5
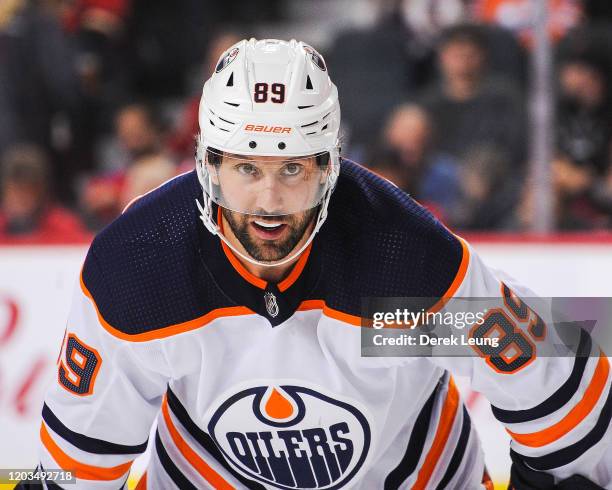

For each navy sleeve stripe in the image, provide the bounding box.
[509,453,557,489]
[155,430,198,490]
[42,403,148,455]
[166,387,266,490]
[435,406,471,490]
[510,381,612,471]
[492,329,592,424]
[384,373,447,490]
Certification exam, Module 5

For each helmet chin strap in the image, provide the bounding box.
[196,185,332,269]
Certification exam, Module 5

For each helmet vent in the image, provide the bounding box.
[306,75,314,90]
[224,101,240,107]
[210,119,229,132]
[298,105,314,110]
[226,72,234,87]
[218,116,235,125]
[301,120,318,128]
[321,124,328,131]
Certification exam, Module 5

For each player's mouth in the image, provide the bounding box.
[250,220,288,240]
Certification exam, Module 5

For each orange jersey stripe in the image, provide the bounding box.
[214,207,268,289]
[40,423,132,481]
[80,270,254,341]
[444,237,470,299]
[482,468,494,490]
[278,243,312,292]
[297,299,363,326]
[413,377,460,490]
[161,396,235,489]
[297,299,326,312]
[508,351,610,448]
[135,472,147,490]
[220,239,268,289]
[427,237,470,315]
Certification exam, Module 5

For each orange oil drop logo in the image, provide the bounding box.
[264,388,294,420]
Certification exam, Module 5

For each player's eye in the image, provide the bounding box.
[281,162,303,177]
[235,163,260,176]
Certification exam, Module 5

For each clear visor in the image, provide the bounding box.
[199,147,339,217]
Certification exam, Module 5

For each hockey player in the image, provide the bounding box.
[28,39,612,489]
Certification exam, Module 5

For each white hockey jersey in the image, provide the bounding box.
[36,161,612,489]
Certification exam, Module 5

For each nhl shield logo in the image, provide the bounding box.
[264,291,279,318]
[207,384,372,489]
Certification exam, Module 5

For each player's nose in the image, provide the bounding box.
[253,174,284,213]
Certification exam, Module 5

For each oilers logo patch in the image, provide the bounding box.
[303,45,327,71]
[207,384,371,489]
[216,47,239,73]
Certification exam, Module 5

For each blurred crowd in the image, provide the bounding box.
[1,0,612,241]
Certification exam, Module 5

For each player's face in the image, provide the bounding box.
[221,206,318,262]
[208,152,329,262]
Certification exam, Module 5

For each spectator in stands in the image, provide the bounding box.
[373,104,460,220]
[517,149,612,231]
[168,30,242,164]
[66,0,133,141]
[115,103,165,162]
[373,104,458,218]
[420,23,526,165]
[449,145,518,230]
[0,144,89,241]
[550,153,606,229]
[556,50,611,176]
[513,45,612,231]
[326,6,424,155]
[80,102,176,229]
[119,153,176,210]
[0,0,82,203]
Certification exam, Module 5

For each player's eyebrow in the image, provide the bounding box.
[223,151,315,166]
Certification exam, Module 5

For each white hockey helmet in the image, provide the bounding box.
[195,38,341,267]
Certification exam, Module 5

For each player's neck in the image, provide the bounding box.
[220,214,313,284]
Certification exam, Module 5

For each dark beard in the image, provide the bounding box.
[222,207,318,262]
